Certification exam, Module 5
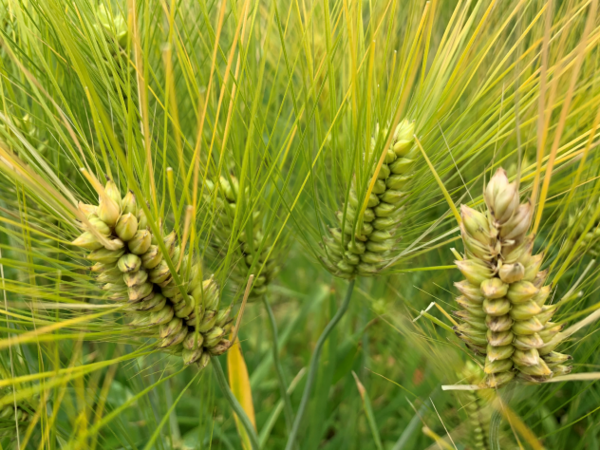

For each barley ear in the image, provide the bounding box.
[323,119,415,278]
[208,176,281,301]
[454,168,571,388]
[72,180,233,365]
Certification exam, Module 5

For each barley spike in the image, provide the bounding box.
[72,180,233,366]
[323,120,415,278]
[455,168,571,387]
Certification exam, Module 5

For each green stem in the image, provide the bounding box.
[263,296,295,432]
[284,278,356,450]
[212,358,260,450]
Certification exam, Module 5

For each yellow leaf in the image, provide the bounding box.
[227,336,256,450]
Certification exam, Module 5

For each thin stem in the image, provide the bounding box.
[263,296,295,432]
[212,358,260,450]
[285,278,356,450]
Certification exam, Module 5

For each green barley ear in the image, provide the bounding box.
[321,119,416,278]
[0,389,36,438]
[95,4,128,50]
[459,362,493,450]
[457,362,519,449]
[0,114,48,156]
[92,4,133,105]
[207,176,280,301]
[72,179,233,365]
[19,115,46,153]
[565,200,600,257]
[454,168,572,388]
[0,6,15,58]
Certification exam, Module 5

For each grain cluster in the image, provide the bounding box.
[455,168,572,387]
[207,176,279,301]
[322,120,415,278]
[0,392,34,436]
[73,180,233,367]
[566,203,600,257]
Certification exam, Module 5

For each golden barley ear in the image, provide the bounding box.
[72,180,233,365]
[322,119,416,278]
[454,168,572,388]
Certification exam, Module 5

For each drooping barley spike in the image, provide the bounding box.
[206,176,280,301]
[322,120,415,278]
[455,168,572,388]
[72,179,233,367]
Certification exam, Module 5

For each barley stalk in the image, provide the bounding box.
[285,278,355,450]
[72,178,233,367]
[455,168,572,388]
[212,358,260,450]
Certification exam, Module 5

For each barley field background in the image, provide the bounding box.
[1,0,600,448]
